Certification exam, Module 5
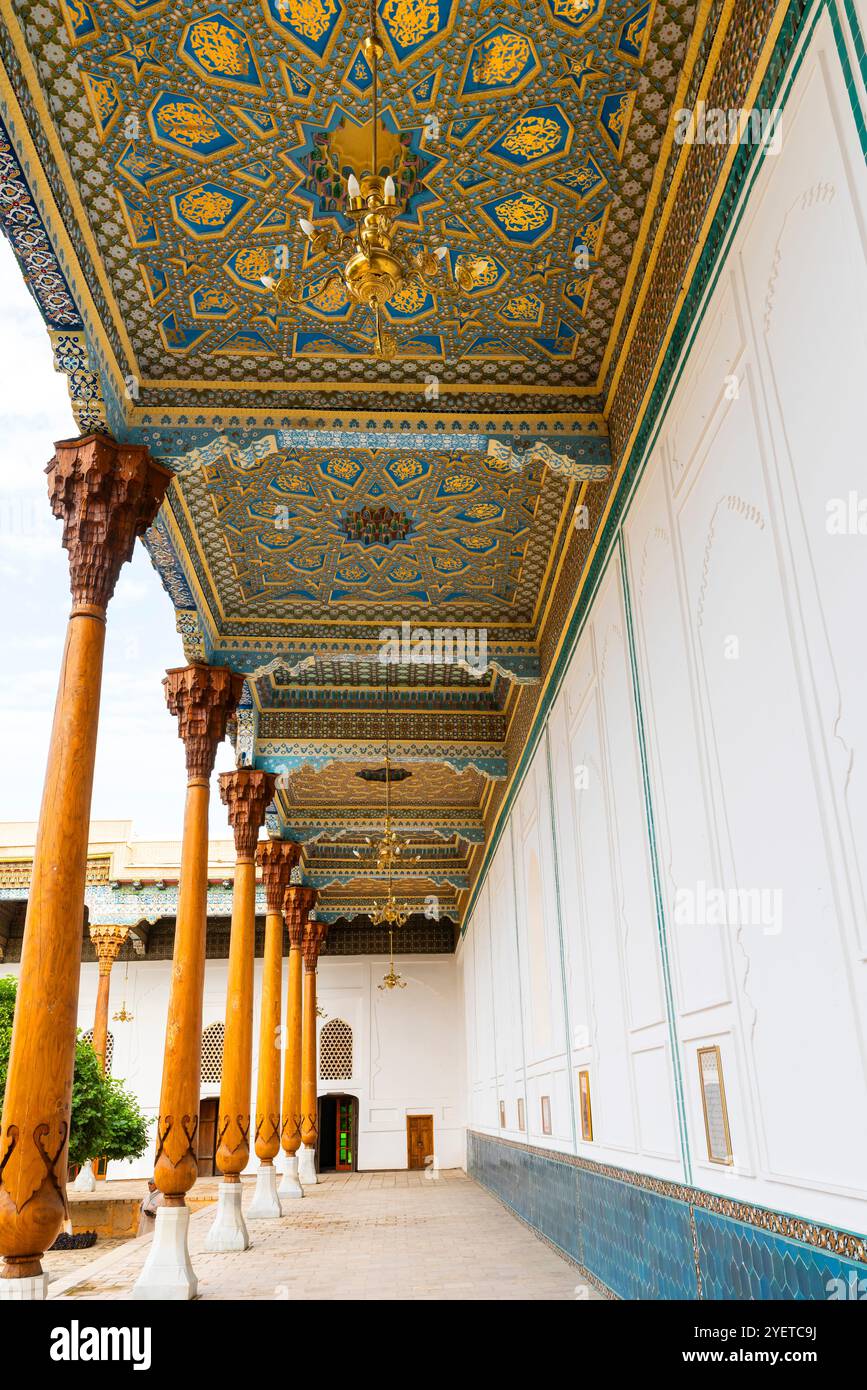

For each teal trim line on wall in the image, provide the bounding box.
[618,535,692,1185]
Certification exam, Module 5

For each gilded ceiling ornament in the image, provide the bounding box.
[188,20,252,77]
[500,115,562,160]
[275,0,339,43]
[157,101,221,148]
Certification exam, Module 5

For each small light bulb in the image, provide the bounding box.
[260,274,277,289]
[299,217,315,239]
[434,246,448,260]
[384,175,396,199]
[347,173,361,199]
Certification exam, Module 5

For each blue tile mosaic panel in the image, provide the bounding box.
[468,1131,867,1301]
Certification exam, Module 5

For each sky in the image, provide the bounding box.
[0,235,237,842]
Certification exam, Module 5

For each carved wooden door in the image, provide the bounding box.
[406,1114,434,1171]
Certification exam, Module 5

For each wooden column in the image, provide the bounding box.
[280,885,316,1194]
[253,843,300,1168]
[0,435,170,1294]
[204,769,274,1250]
[152,665,244,1202]
[89,925,129,1073]
[298,910,326,1185]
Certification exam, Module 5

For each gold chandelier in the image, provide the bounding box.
[261,0,489,359]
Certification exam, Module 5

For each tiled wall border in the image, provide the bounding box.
[469,1130,867,1265]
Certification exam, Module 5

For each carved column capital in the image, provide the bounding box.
[163,664,244,780]
[48,433,172,611]
[256,839,301,913]
[218,768,276,859]
[89,924,129,976]
[301,912,326,972]
[284,884,317,949]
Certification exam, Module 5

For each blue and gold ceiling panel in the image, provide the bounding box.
[544,0,605,37]
[261,0,346,63]
[106,35,168,83]
[190,286,237,320]
[378,0,458,68]
[158,312,209,353]
[140,263,170,306]
[116,142,176,195]
[179,11,265,91]
[563,275,594,315]
[479,193,557,248]
[459,25,540,99]
[547,153,608,207]
[148,91,240,160]
[617,0,655,63]
[344,47,374,95]
[498,292,545,328]
[384,281,437,324]
[408,70,440,108]
[59,0,99,45]
[213,327,276,355]
[486,106,573,170]
[598,89,637,161]
[115,190,159,248]
[230,104,281,137]
[171,183,253,240]
[80,72,121,141]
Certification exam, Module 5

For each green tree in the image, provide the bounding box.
[0,975,150,1168]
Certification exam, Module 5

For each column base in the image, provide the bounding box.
[204,1181,250,1252]
[278,1154,304,1199]
[0,1272,48,1301]
[298,1143,317,1186]
[72,1164,96,1192]
[133,1204,198,1301]
[247,1163,282,1220]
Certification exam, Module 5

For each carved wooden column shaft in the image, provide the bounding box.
[152,664,243,1203]
[300,915,327,1151]
[281,886,317,1159]
[214,770,275,1180]
[254,842,300,1165]
[89,925,129,1073]
[0,434,170,1286]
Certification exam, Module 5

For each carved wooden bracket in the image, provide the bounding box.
[256,838,302,913]
[285,884,318,950]
[88,924,129,976]
[48,434,171,609]
[301,914,327,972]
[218,768,276,858]
[163,663,245,780]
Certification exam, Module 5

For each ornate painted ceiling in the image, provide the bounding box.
[3,0,695,412]
[0,0,786,927]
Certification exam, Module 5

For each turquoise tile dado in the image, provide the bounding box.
[468,1131,867,1301]
[695,1209,867,1302]
[579,1167,696,1300]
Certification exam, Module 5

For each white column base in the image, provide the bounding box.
[298,1143,317,1186]
[278,1154,304,1199]
[204,1181,250,1252]
[247,1163,282,1220]
[134,1204,198,1300]
[72,1164,96,1192]
[0,1271,48,1300]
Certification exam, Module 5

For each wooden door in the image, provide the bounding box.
[197,1097,219,1177]
[406,1114,434,1171]
[336,1097,354,1171]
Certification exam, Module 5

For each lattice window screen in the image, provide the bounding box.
[319,1018,353,1081]
[201,1022,225,1085]
[81,1028,114,1074]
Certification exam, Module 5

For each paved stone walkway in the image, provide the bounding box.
[51,1170,599,1301]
